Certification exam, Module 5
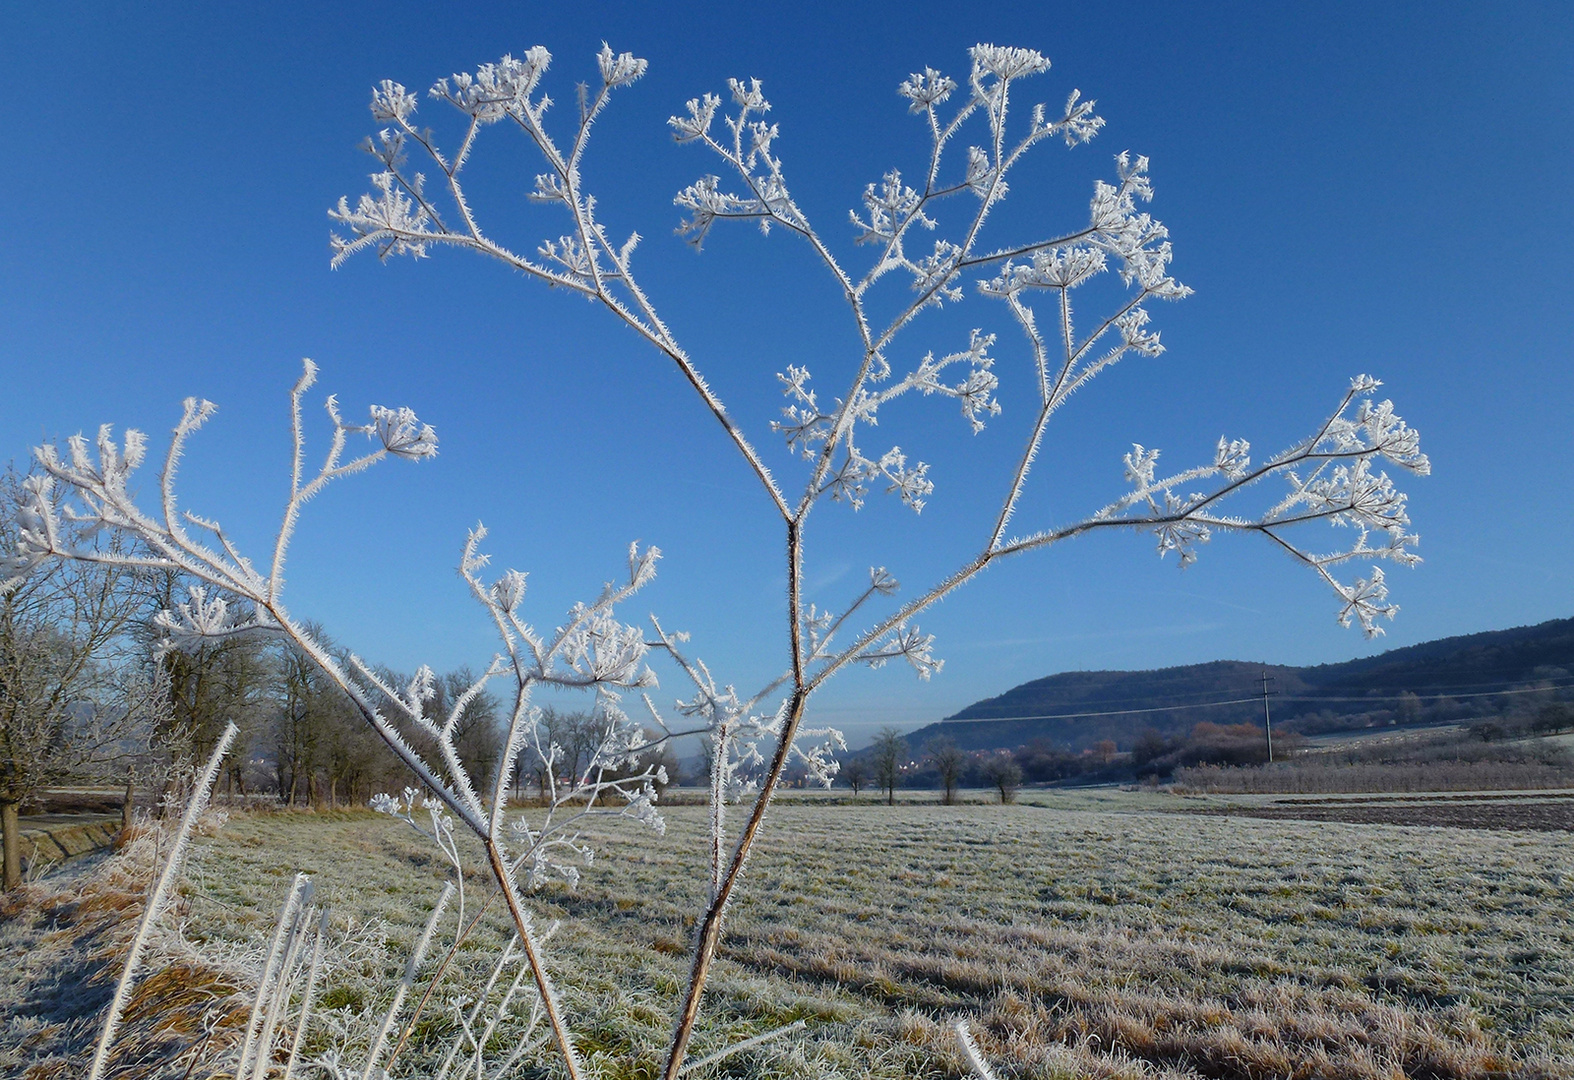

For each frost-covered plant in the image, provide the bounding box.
[5,40,1428,1080]
[1,365,675,1077]
[87,722,238,1080]
[328,38,1426,1076]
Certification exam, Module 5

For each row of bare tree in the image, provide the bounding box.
[835,730,1025,805]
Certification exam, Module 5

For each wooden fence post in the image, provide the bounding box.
[2,800,21,891]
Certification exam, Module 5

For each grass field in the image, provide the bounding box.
[5,791,1573,1078]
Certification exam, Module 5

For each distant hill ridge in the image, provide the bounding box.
[899,616,1574,754]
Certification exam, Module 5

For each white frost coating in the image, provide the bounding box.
[6,361,673,1078]
[14,39,1430,1080]
[361,881,455,1080]
[245,873,316,1080]
[87,722,238,1080]
[954,1020,1000,1080]
[282,908,331,1080]
[325,42,1429,1079]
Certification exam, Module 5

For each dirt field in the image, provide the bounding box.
[1179,792,1574,832]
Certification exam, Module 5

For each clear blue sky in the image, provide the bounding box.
[2,2,1570,743]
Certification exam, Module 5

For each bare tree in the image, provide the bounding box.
[1398,690,1423,726]
[871,727,907,806]
[280,632,402,806]
[430,666,504,790]
[562,710,605,786]
[524,706,600,800]
[841,754,870,796]
[0,471,158,887]
[274,642,326,805]
[319,689,382,806]
[146,568,271,769]
[981,750,1023,803]
[926,735,967,805]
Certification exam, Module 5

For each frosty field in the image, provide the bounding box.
[11,791,1572,1079]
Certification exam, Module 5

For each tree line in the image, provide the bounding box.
[832,729,1026,805]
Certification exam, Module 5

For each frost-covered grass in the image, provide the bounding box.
[32,798,1564,1079]
[0,818,252,1080]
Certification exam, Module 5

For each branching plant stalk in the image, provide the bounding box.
[7,41,1432,1080]
[87,722,237,1080]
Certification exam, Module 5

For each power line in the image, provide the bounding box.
[940,695,1268,723]
[938,673,1567,724]
[1301,672,1574,694]
[963,681,1295,709]
[1281,684,1570,705]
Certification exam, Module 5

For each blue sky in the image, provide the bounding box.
[2,2,1570,743]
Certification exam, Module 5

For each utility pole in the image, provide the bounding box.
[1260,669,1277,763]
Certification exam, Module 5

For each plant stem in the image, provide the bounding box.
[662,686,809,1080]
[485,840,584,1080]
